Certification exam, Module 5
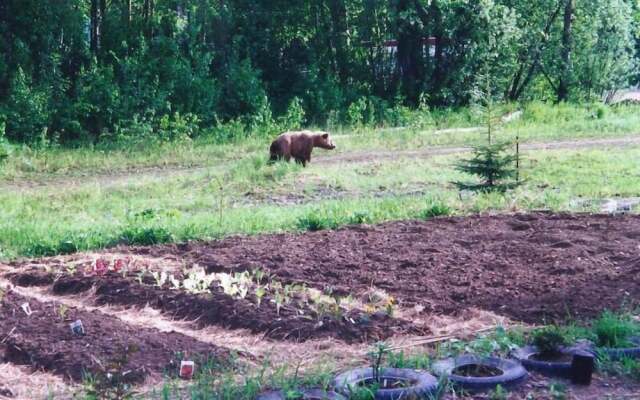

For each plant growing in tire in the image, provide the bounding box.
[593,312,640,361]
[332,342,439,399]
[432,354,528,393]
[511,326,590,378]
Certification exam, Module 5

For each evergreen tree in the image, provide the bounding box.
[454,141,520,193]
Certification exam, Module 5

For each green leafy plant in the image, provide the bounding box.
[57,304,69,321]
[368,342,391,384]
[65,264,77,275]
[254,286,266,307]
[549,381,567,400]
[348,211,373,225]
[296,212,337,232]
[421,198,452,218]
[151,270,168,288]
[593,311,638,348]
[120,226,173,246]
[532,326,568,356]
[82,345,139,400]
[490,384,508,400]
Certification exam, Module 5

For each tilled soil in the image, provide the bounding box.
[0,291,229,382]
[115,212,640,324]
[6,271,426,343]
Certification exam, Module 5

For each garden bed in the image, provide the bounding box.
[108,212,640,323]
[6,271,425,343]
[0,291,229,382]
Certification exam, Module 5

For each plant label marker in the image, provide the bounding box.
[20,302,32,316]
[180,361,195,380]
[70,320,85,336]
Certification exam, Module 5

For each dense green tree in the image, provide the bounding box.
[0,0,637,144]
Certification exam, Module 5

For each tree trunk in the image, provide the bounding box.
[557,0,574,102]
[507,2,563,101]
[327,0,349,84]
[144,0,154,38]
[396,0,425,105]
[429,0,444,104]
[125,0,132,25]
[90,0,100,53]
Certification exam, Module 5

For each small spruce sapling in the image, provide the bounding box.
[453,67,521,193]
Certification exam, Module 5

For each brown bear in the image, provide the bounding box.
[269,130,336,167]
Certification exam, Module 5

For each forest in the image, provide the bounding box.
[0,0,638,145]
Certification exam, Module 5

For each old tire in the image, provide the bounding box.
[432,354,527,393]
[511,343,594,378]
[600,337,640,361]
[256,389,346,400]
[332,367,439,400]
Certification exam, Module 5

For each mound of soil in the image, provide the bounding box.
[114,212,640,323]
[0,291,229,382]
[14,272,425,343]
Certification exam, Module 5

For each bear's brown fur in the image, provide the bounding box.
[269,130,336,167]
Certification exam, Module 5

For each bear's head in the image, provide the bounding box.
[316,132,336,150]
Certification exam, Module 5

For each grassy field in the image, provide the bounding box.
[1,102,640,259]
[0,102,638,182]
[2,102,640,398]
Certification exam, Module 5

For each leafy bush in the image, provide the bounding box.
[120,226,173,246]
[532,326,569,356]
[296,212,338,232]
[156,112,199,142]
[348,211,373,225]
[3,68,50,144]
[277,97,306,131]
[593,311,639,348]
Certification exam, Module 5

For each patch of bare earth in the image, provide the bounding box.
[4,212,640,398]
[101,212,640,324]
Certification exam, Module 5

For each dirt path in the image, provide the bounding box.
[316,135,640,165]
[3,135,640,192]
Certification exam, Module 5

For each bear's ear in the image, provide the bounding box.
[322,133,329,139]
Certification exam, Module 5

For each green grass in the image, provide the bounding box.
[2,144,640,259]
[1,102,640,259]
[592,311,640,348]
[0,102,639,184]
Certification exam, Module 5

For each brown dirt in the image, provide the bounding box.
[111,212,640,324]
[0,291,229,383]
[5,271,426,343]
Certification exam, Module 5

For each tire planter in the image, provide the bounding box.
[599,337,640,361]
[332,367,439,400]
[256,389,346,400]
[511,343,594,378]
[432,354,528,393]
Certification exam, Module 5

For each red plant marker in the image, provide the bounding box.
[179,361,195,379]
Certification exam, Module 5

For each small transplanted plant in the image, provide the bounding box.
[152,270,169,288]
[57,304,69,321]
